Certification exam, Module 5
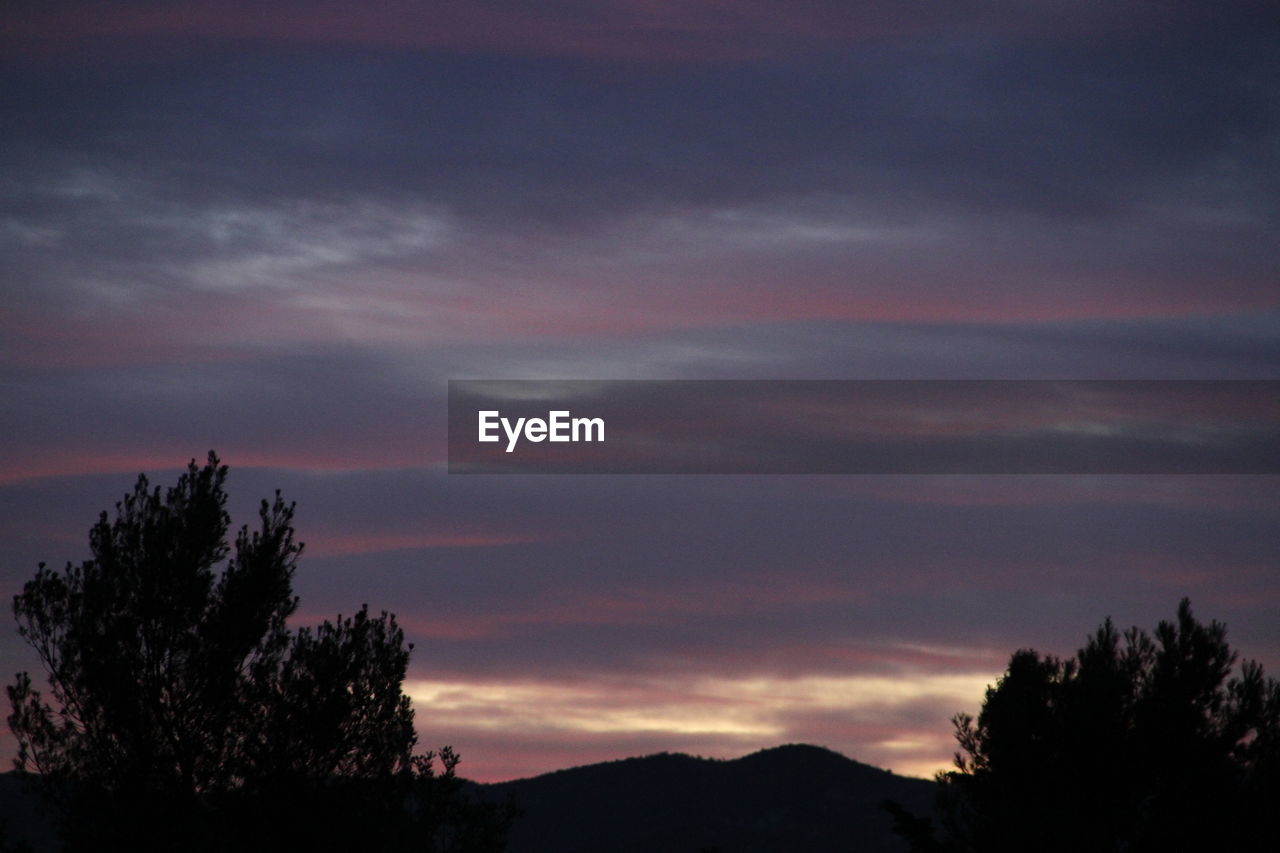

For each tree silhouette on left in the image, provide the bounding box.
[7,452,512,852]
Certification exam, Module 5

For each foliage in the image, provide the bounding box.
[891,600,1280,852]
[7,453,513,852]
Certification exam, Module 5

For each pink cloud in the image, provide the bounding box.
[301,530,541,558]
[798,475,1280,511]
[6,1,1187,65]
[400,668,998,781]
[392,575,866,642]
[2,1,952,63]
[0,446,445,487]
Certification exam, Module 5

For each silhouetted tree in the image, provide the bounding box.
[890,600,1280,852]
[7,453,512,852]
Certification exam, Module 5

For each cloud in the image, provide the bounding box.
[4,464,1278,780]
[3,20,1277,376]
[405,668,998,780]
[3,1,1278,783]
[11,1,1245,63]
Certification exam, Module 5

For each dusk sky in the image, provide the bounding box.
[3,1,1279,782]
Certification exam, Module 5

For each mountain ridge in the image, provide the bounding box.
[477,743,935,853]
[0,744,936,852]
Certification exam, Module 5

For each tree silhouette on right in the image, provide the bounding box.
[890,599,1280,852]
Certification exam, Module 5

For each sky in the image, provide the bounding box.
[2,0,1279,782]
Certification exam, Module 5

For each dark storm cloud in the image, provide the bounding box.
[435,314,1280,380]
[6,33,1277,216]
[6,2,1278,62]
[4,7,1278,333]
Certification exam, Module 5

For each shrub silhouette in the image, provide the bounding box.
[7,453,512,852]
[890,600,1280,852]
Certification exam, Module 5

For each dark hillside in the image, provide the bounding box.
[0,772,58,852]
[479,744,936,853]
[0,745,936,852]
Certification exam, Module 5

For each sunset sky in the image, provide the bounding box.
[2,1,1278,782]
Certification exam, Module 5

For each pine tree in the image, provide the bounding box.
[8,453,512,852]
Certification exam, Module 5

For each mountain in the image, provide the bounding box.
[476,744,936,853]
[0,745,935,852]
[0,772,58,852]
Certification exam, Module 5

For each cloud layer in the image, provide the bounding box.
[2,1,1278,781]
